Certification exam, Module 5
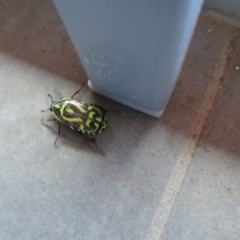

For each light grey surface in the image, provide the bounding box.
[0,1,240,240]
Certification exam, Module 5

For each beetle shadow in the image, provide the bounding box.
[40,117,106,156]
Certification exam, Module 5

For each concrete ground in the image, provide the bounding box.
[1,1,240,240]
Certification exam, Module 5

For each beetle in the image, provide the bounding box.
[41,83,110,152]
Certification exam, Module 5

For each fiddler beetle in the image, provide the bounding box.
[41,82,117,152]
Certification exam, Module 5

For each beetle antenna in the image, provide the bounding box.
[48,94,54,103]
[41,94,54,112]
[41,108,50,112]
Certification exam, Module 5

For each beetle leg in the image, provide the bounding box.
[90,104,106,112]
[41,118,56,121]
[91,139,104,153]
[54,122,61,145]
[105,109,120,114]
[71,82,85,99]
[77,132,103,153]
[91,104,120,114]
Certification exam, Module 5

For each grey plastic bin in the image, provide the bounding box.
[53,0,204,117]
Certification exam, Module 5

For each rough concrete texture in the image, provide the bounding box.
[0,1,240,240]
[161,14,240,240]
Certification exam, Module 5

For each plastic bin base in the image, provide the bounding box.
[88,80,165,118]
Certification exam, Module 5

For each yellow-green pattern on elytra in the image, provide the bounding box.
[51,97,107,135]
